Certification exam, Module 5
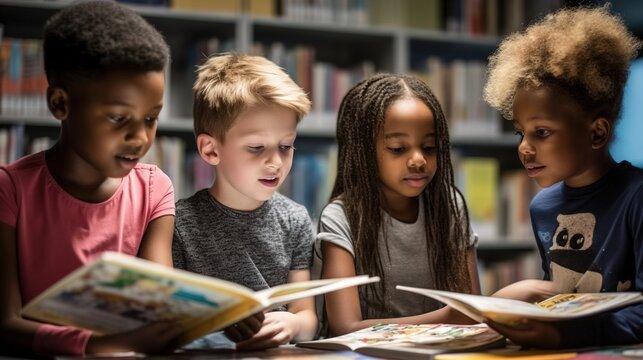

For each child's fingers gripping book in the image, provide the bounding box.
[396,285,643,325]
[21,251,379,346]
[297,323,506,360]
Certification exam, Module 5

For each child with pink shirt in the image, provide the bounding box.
[0,1,180,356]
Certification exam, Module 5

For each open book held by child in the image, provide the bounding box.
[396,285,643,326]
[21,252,378,347]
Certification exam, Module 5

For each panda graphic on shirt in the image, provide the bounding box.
[549,213,604,292]
[548,213,634,293]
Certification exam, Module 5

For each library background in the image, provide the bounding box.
[0,0,641,295]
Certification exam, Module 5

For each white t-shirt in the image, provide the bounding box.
[314,194,477,320]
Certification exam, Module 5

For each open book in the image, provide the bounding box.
[297,324,505,360]
[21,251,378,346]
[396,285,643,325]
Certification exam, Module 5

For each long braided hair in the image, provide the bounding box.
[331,74,472,316]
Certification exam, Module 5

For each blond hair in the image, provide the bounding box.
[193,53,311,139]
[484,6,640,121]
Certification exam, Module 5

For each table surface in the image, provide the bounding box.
[54,346,378,360]
[48,344,643,360]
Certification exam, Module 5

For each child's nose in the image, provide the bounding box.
[407,150,426,168]
[518,137,535,155]
[266,148,283,169]
[126,123,149,148]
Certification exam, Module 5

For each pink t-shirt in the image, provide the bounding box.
[0,152,175,355]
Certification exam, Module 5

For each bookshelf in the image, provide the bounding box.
[0,0,563,293]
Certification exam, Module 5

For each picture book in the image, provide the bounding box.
[396,286,643,325]
[297,324,505,360]
[21,251,379,346]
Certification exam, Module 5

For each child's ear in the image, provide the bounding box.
[47,86,70,121]
[590,117,611,149]
[196,133,221,166]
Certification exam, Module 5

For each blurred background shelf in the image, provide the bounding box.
[477,241,536,263]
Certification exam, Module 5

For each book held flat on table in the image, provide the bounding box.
[396,285,643,325]
[21,252,378,346]
[297,323,505,360]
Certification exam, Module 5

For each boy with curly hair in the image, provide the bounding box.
[172,54,317,350]
[483,6,642,348]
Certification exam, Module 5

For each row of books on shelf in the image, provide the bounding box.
[119,0,276,17]
[370,0,562,36]
[250,41,375,114]
[415,57,500,138]
[119,0,368,25]
[116,0,562,36]
[259,47,502,137]
[0,38,48,117]
[187,37,235,73]
[455,156,540,242]
[281,145,337,220]
[478,255,540,295]
[247,41,499,136]
[0,125,24,166]
[280,0,369,26]
[1,37,502,137]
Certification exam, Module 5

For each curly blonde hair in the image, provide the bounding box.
[484,6,640,121]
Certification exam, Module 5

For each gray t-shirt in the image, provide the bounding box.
[314,196,477,320]
[173,189,315,293]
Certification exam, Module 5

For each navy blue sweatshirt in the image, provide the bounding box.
[530,161,643,347]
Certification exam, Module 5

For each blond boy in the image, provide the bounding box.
[173,54,316,349]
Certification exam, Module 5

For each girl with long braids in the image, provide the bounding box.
[315,74,480,336]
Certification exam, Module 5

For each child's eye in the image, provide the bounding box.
[422,146,436,154]
[535,129,551,138]
[514,130,524,139]
[388,147,406,154]
[108,114,129,124]
[247,146,264,153]
[144,115,159,124]
[279,145,295,152]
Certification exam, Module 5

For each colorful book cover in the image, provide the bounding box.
[22,252,379,346]
[299,324,505,359]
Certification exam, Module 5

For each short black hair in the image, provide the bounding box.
[43,0,170,87]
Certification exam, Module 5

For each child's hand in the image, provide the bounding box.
[85,321,183,354]
[484,318,562,349]
[493,279,563,303]
[235,311,299,351]
[223,312,265,342]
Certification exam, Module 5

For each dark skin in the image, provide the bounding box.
[322,98,480,336]
[376,98,438,222]
[488,83,615,349]
[512,84,615,189]
[0,70,180,354]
